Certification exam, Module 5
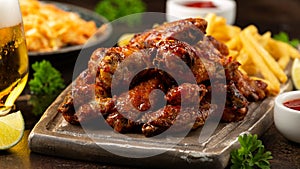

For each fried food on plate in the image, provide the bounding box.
[58,18,268,136]
[204,13,300,95]
[20,0,98,52]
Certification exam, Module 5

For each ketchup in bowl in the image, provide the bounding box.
[183,1,217,8]
[283,98,300,111]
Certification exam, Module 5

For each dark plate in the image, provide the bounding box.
[27,1,112,84]
[28,1,111,57]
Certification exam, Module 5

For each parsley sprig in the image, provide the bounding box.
[230,134,272,169]
[29,60,65,95]
[95,0,146,26]
[273,32,299,48]
[29,60,65,115]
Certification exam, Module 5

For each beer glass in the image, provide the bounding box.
[0,0,29,116]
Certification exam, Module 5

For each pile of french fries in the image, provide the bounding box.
[204,13,300,95]
[20,0,98,52]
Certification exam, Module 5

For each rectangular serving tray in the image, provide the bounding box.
[28,81,292,169]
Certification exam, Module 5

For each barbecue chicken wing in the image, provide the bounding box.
[58,18,268,137]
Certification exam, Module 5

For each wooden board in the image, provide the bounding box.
[28,81,292,169]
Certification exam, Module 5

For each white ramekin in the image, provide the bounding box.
[166,0,236,25]
[274,90,300,143]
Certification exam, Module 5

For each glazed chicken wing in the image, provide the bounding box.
[58,18,268,137]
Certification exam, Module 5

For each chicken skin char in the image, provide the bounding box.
[57,18,268,137]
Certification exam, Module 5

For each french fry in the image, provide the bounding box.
[203,13,300,95]
[289,45,300,59]
[213,16,227,27]
[211,31,230,42]
[243,28,288,83]
[225,35,242,51]
[266,38,281,60]
[20,0,98,52]
[269,38,300,59]
[270,39,299,62]
[227,26,241,39]
[241,62,259,76]
[277,54,291,70]
[238,67,247,75]
[257,31,271,47]
[117,33,135,47]
[235,48,249,65]
[238,48,259,76]
[239,32,281,94]
[243,25,258,35]
[267,39,291,69]
[277,40,300,59]
[228,49,239,60]
[204,13,217,35]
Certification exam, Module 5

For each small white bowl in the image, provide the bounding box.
[274,91,300,143]
[166,0,236,24]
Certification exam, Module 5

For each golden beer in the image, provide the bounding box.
[0,22,29,115]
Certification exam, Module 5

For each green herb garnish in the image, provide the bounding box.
[273,32,299,48]
[29,60,65,115]
[230,134,272,169]
[95,0,146,26]
[29,60,65,95]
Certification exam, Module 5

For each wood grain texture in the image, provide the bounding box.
[28,81,292,168]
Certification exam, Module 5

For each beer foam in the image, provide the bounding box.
[0,0,22,28]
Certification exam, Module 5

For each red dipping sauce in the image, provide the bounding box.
[183,1,217,8]
[283,98,300,111]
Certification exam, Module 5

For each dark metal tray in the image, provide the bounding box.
[28,81,292,169]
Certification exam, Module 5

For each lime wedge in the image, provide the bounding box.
[292,58,300,90]
[0,111,25,150]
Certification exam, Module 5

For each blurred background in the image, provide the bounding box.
[52,0,300,38]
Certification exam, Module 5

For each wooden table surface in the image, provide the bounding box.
[1,0,300,168]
